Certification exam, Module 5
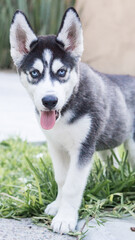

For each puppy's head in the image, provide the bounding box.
[10,8,83,130]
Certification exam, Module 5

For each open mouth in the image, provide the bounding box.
[40,110,60,130]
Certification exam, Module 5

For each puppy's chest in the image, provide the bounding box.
[44,113,91,151]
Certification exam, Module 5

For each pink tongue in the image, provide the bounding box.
[40,111,56,130]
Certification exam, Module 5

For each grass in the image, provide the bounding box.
[0,138,135,238]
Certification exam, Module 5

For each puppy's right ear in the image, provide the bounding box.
[10,10,37,67]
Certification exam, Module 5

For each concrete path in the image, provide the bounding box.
[0,218,75,240]
[0,217,135,240]
[78,217,135,240]
[0,71,135,240]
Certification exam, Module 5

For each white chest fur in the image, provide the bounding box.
[38,111,91,152]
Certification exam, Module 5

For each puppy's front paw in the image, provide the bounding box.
[51,209,78,234]
[45,200,60,216]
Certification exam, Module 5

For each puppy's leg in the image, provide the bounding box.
[51,149,93,234]
[45,141,70,216]
[124,138,135,169]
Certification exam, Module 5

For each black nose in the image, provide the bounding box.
[42,95,58,110]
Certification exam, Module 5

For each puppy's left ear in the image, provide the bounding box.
[56,8,83,59]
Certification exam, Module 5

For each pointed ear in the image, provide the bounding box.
[56,8,83,60]
[10,10,38,67]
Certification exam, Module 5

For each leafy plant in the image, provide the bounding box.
[0,0,75,69]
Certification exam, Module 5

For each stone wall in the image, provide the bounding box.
[76,0,135,75]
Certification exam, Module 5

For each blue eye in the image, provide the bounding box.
[30,69,40,78]
[57,69,66,78]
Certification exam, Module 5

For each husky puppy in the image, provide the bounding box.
[10,7,135,234]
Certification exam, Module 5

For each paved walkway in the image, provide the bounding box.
[0,71,135,240]
[78,217,135,240]
[0,217,134,240]
[0,218,75,240]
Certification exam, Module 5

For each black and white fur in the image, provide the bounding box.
[10,8,135,234]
